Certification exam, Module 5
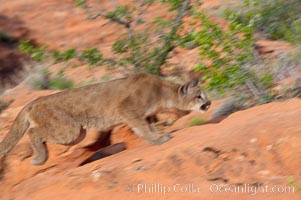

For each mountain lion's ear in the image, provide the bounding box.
[179,84,189,95]
[179,79,200,95]
[190,79,200,87]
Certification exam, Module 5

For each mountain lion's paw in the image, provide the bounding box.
[151,134,172,145]
[31,156,47,165]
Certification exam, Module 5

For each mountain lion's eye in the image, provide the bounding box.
[197,95,203,100]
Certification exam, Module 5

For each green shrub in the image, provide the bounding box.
[49,77,74,90]
[75,0,193,74]
[188,118,206,126]
[19,40,47,62]
[256,0,301,42]
[287,176,301,191]
[48,48,77,63]
[105,5,133,21]
[32,69,74,90]
[19,40,103,66]
[32,69,51,90]
[225,0,301,44]
[81,48,103,66]
[181,11,257,93]
[259,73,274,89]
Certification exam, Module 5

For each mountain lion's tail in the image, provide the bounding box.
[0,108,30,157]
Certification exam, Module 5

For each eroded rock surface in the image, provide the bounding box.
[0,97,300,200]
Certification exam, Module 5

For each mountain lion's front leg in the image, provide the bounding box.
[121,112,172,145]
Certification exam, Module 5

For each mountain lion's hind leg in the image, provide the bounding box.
[27,108,82,165]
[27,127,48,165]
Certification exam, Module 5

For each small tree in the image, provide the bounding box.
[76,0,192,74]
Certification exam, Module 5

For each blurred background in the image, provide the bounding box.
[0,0,300,199]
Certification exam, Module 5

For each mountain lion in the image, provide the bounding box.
[0,72,211,165]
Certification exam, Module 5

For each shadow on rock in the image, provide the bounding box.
[79,142,127,166]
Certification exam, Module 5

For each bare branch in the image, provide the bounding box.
[245,79,261,97]
[134,0,152,27]
[152,0,191,71]
[80,0,134,38]
[173,0,191,28]
[78,0,191,73]
[108,17,134,38]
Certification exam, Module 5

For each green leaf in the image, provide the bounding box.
[188,118,206,126]
[62,48,76,61]
[105,5,132,21]
[75,0,85,7]
[19,40,34,53]
[287,176,295,184]
[81,48,103,66]
[194,63,207,72]
[112,39,129,54]
[49,77,74,90]
[293,183,301,191]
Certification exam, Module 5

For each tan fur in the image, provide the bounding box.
[0,73,211,165]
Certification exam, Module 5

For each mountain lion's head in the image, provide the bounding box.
[178,79,211,112]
